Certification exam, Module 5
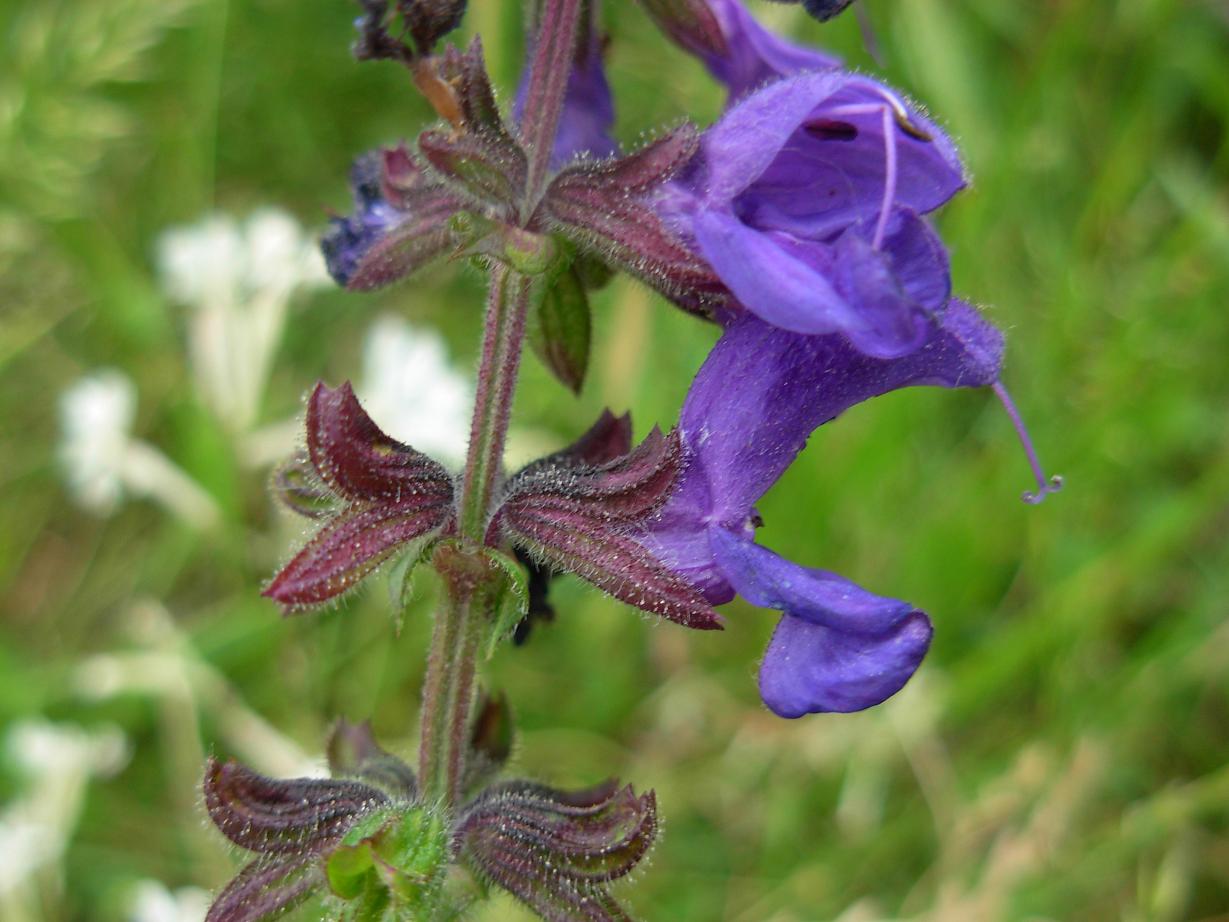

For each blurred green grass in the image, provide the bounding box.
[2,0,1228,920]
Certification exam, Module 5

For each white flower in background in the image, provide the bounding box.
[358,314,472,467]
[0,721,129,921]
[129,880,209,922]
[58,370,220,528]
[158,209,328,434]
[58,369,136,513]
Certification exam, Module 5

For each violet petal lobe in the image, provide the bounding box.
[710,530,933,716]
[693,208,947,356]
[692,208,857,335]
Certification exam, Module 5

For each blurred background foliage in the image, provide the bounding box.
[1,0,1228,920]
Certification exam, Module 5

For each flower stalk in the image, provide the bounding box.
[417,266,532,807]
[417,0,585,808]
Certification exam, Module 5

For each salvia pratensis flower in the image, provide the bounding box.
[263,381,454,610]
[643,304,1015,716]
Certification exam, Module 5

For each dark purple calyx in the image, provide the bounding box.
[458,777,658,921]
[204,855,316,922]
[492,419,722,630]
[263,382,455,612]
[540,123,729,315]
[204,757,389,856]
[322,145,463,290]
[202,735,426,922]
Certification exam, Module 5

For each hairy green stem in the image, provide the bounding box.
[418,265,532,806]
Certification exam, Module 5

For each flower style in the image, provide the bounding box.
[642,303,1006,717]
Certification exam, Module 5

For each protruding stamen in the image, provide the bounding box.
[992,382,1063,505]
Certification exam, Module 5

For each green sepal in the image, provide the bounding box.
[326,806,450,913]
[386,534,439,627]
[482,549,530,659]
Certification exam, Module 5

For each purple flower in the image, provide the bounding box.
[657,70,966,356]
[700,0,840,100]
[642,302,1005,716]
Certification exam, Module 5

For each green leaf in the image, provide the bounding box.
[529,263,592,394]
